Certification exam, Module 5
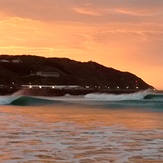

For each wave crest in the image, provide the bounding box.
[84,90,154,101]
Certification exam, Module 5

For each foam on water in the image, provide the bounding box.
[0,89,162,162]
[0,95,21,105]
[0,90,26,105]
[0,105,162,163]
[84,90,151,101]
[0,90,163,111]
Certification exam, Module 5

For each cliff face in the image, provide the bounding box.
[0,55,152,90]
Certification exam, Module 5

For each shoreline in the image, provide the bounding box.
[0,86,151,96]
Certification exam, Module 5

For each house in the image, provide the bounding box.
[0,59,9,63]
[12,59,22,63]
[36,71,60,77]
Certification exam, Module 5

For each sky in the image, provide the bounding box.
[0,0,163,89]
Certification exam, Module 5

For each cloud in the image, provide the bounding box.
[0,0,163,24]
[0,0,74,21]
[114,8,162,16]
[85,0,163,9]
[73,7,102,16]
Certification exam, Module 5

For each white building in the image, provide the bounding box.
[12,59,22,63]
[0,59,9,63]
[36,71,60,77]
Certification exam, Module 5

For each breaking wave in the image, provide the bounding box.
[0,90,162,111]
[84,90,151,101]
[10,96,57,106]
[0,96,56,106]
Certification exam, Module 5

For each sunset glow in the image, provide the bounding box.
[0,0,163,89]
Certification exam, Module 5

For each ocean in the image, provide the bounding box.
[0,90,162,163]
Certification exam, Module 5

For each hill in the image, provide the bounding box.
[0,55,153,91]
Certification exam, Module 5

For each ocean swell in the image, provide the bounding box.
[84,90,153,101]
[0,90,163,111]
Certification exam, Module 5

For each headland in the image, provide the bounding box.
[0,55,154,96]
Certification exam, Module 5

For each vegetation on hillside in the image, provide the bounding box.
[0,55,152,90]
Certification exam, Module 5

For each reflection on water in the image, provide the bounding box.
[0,106,163,163]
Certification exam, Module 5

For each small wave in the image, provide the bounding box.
[0,96,11,105]
[0,95,22,105]
[143,94,163,100]
[0,90,28,105]
[10,96,57,106]
[84,90,153,101]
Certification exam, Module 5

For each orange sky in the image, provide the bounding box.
[0,0,163,89]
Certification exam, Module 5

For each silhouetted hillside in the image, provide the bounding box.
[0,55,153,90]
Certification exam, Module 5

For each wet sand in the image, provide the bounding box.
[0,105,162,163]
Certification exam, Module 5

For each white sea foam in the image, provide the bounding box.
[84,90,153,101]
[0,95,20,105]
[0,90,25,105]
[0,106,162,162]
[0,96,10,105]
[0,89,157,105]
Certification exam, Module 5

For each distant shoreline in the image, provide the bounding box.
[0,86,154,96]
